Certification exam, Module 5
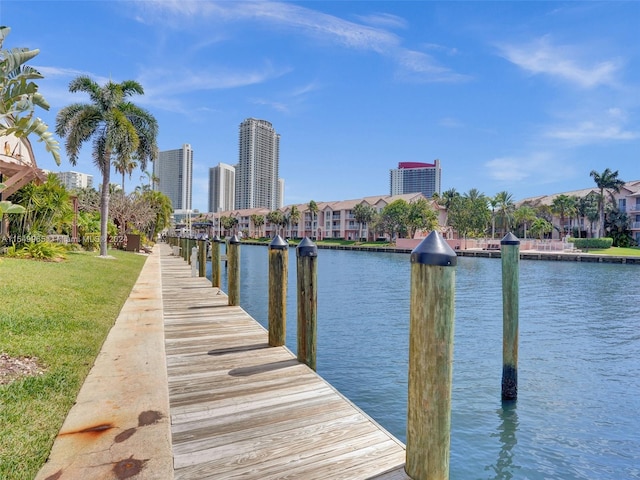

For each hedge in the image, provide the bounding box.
[569,237,613,249]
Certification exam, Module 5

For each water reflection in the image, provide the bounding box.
[487,401,520,479]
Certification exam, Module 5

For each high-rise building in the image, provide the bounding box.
[154,144,193,211]
[55,171,93,190]
[235,118,281,210]
[277,178,285,210]
[209,162,236,213]
[389,159,441,198]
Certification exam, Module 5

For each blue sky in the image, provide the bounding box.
[2,1,639,212]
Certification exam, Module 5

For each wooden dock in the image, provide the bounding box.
[160,245,410,479]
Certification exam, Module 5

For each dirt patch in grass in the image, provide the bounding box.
[0,352,46,385]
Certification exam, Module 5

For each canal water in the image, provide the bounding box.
[209,244,640,479]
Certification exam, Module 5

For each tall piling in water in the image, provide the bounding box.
[268,235,288,346]
[198,239,206,277]
[227,235,240,306]
[296,237,318,370]
[501,232,520,401]
[211,236,221,288]
[406,231,457,480]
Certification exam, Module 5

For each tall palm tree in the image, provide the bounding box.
[513,205,537,239]
[288,205,300,238]
[493,191,515,237]
[590,168,625,238]
[113,155,138,193]
[55,76,158,256]
[308,200,318,239]
[550,194,577,238]
[353,203,375,242]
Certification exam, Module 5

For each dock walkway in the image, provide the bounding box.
[161,244,409,479]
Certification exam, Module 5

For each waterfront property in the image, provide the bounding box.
[519,179,640,242]
[201,193,445,241]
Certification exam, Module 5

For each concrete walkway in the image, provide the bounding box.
[36,246,173,480]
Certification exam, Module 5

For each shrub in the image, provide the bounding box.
[570,237,613,250]
[4,242,67,261]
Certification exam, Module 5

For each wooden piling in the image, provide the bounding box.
[296,237,318,370]
[501,232,520,401]
[227,235,240,306]
[211,236,221,288]
[406,231,457,480]
[268,235,288,347]
[198,239,206,277]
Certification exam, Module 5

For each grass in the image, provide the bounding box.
[586,246,640,257]
[0,250,147,480]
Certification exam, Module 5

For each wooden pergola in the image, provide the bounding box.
[0,134,47,198]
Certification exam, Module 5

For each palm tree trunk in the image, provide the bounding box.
[100,167,110,257]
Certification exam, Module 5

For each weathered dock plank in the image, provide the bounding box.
[160,245,409,479]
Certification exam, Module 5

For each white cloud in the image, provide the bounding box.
[136,0,465,83]
[439,117,463,128]
[356,12,408,30]
[485,152,574,184]
[497,35,622,88]
[544,109,639,145]
[139,62,290,96]
[547,122,638,143]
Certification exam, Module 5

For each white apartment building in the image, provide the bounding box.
[235,118,282,210]
[55,171,93,190]
[154,144,193,212]
[209,163,236,213]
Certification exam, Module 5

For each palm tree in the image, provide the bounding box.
[590,168,625,238]
[308,200,318,239]
[487,196,498,239]
[55,76,158,256]
[493,191,515,237]
[353,203,375,242]
[513,205,537,239]
[550,194,577,238]
[288,205,300,238]
[530,217,553,240]
[113,155,138,193]
[250,214,264,238]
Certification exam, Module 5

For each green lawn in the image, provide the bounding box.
[588,246,640,257]
[0,250,146,480]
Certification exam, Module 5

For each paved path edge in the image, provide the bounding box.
[35,245,173,480]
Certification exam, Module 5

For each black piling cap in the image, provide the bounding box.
[297,237,318,257]
[229,234,241,244]
[410,231,457,266]
[501,232,520,246]
[270,234,288,250]
[212,235,221,243]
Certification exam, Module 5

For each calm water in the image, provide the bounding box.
[209,244,640,479]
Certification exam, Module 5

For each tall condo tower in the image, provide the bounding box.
[209,162,236,213]
[235,118,281,210]
[154,144,193,211]
[389,159,441,198]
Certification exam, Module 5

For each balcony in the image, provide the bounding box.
[632,222,640,230]
[628,204,640,213]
